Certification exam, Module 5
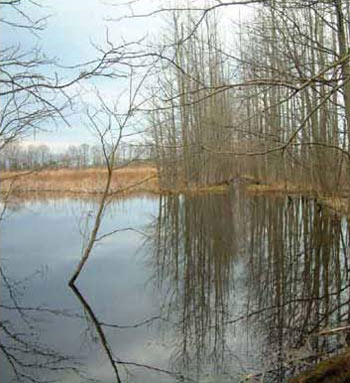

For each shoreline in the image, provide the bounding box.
[1,168,349,216]
[246,181,350,216]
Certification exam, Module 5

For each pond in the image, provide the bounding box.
[1,189,350,383]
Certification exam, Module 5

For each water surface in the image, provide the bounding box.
[1,191,350,382]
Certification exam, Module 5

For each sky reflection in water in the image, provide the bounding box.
[1,196,172,382]
[1,192,350,383]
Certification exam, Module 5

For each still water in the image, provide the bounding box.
[1,190,350,382]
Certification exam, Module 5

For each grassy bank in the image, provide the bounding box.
[1,166,160,196]
[246,179,350,216]
[290,352,350,383]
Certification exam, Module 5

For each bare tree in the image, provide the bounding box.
[141,0,350,196]
[68,68,149,284]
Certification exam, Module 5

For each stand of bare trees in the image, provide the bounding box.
[146,0,350,196]
[234,0,350,192]
[148,9,235,189]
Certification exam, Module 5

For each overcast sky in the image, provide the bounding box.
[1,0,255,152]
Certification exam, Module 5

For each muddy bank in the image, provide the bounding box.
[243,178,350,217]
[290,353,350,383]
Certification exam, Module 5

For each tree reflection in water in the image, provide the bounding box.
[69,282,188,383]
[147,192,251,380]
[0,265,88,382]
[2,192,350,383]
[244,195,350,381]
[147,191,350,382]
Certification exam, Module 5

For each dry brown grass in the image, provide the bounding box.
[160,183,230,195]
[246,180,317,195]
[1,166,160,196]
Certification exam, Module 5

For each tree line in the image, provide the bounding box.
[148,0,350,193]
[0,141,154,170]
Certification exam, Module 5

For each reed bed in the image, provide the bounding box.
[1,166,160,196]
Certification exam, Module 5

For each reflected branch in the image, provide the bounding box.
[69,283,123,383]
[116,361,192,381]
[146,193,350,379]
[69,283,191,382]
[100,316,162,329]
[95,227,150,242]
[0,267,86,382]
